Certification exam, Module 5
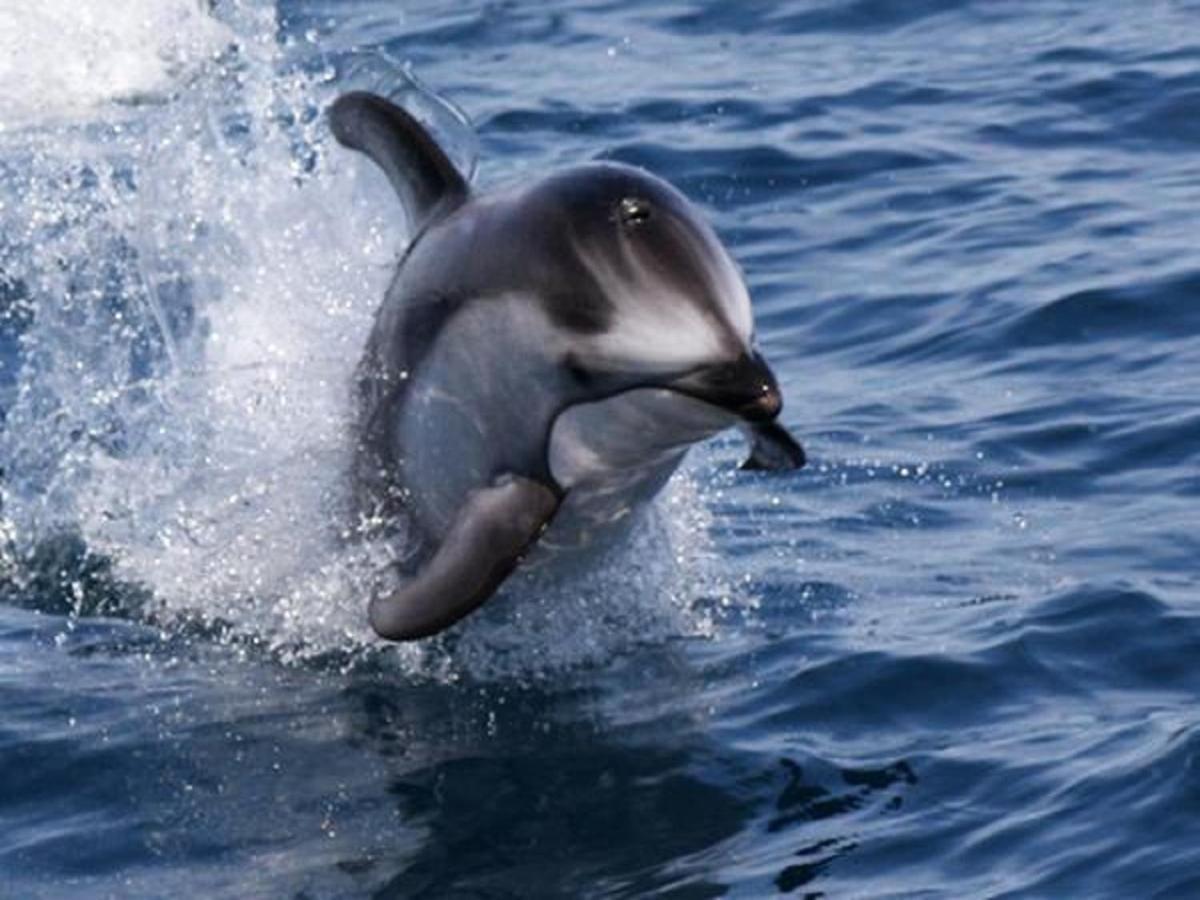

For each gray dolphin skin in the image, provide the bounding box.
[330,90,805,641]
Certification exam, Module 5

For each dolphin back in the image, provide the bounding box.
[330,91,468,229]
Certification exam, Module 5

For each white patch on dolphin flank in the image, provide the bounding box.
[575,236,753,373]
[716,251,755,342]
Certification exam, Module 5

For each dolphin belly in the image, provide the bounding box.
[543,388,735,552]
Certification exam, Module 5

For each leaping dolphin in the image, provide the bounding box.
[330,90,805,640]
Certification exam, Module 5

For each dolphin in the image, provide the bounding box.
[330,90,805,641]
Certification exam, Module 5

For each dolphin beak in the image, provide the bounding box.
[668,351,783,422]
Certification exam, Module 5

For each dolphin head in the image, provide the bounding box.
[522,163,787,429]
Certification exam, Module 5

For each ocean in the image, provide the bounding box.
[1,0,1199,896]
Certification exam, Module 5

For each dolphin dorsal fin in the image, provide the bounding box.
[330,91,469,229]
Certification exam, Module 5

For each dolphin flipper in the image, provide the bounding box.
[329,91,469,229]
[369,476,560,641]
[740,421,807,471]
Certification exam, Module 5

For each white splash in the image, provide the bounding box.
[0,0,739,676]
[0,0,236,129]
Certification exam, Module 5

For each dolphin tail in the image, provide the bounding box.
[368,475,560,641]
[329,90,469,230]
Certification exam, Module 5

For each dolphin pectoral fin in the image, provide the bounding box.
[369,476,559,641]
[329,91,468,229]
[740,421,807,471]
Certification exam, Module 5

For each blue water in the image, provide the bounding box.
[2,0,1200,896]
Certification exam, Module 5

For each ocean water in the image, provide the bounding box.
[2,0,1199,896]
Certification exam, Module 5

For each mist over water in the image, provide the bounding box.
[3,0,1200,896]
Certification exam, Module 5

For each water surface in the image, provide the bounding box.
[2,1,1199,896]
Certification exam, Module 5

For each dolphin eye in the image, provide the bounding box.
[618,196,652,227]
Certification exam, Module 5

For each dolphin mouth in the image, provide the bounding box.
[666,351,783,423]
[665,351,807,471]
